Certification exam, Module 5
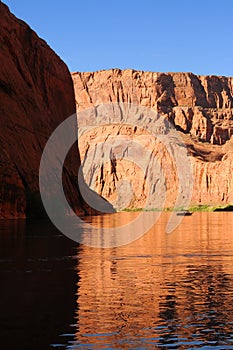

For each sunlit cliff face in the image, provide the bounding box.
[73,212,233,347]
[72,70,233,209]
[78,124,179,210]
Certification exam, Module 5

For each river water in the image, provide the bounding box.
[1,212,233,349]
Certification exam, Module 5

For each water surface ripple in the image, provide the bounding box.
[1,213,233,349]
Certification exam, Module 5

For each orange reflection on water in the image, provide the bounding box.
[74,212,233,348]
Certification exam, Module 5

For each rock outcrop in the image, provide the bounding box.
[73,69,233,145]
[0,3,114,219]
[72,69,233,209]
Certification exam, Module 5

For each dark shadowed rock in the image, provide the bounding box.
[0,3,114,218]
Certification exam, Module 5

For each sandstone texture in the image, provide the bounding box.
[0,3,113,219]
[72,69,233,209]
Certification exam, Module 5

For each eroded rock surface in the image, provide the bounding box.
[72,69,233,209]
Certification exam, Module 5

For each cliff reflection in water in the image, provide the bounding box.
[74,212,233,348]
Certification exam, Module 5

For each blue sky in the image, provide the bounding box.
[3,0,233,76]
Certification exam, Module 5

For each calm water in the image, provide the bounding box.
[1,213,233,349]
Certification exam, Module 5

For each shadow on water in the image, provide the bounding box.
[0,219,78,350]
[214,205,233,212]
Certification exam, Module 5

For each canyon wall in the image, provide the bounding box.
[0,3,112,219]
[2,0,231,216]
[72,69,233,208]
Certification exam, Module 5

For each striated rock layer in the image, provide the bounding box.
[72,69,233,209]
[0,3,112,219]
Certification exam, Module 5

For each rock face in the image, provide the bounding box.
[73,69,233,145]
[72,69,233,208]
[0,3,109,219]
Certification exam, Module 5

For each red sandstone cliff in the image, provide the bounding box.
[72,69,233,208]
[0,3,113,219]
[73,69,233,145]
[1,0,231,216]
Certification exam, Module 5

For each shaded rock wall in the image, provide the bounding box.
[0,3,87,218]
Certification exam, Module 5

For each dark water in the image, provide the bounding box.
[1,213,233,349]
